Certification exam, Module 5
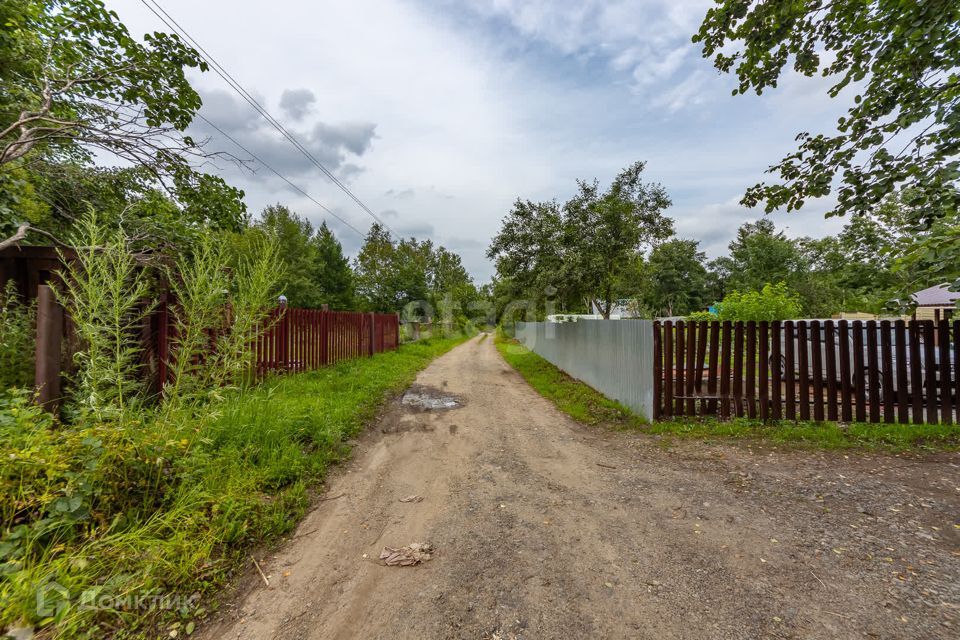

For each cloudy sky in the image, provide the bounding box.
[110,0,849,283]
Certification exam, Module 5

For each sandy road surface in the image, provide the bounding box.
[201,335,960,639]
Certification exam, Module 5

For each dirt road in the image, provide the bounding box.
[201,335,960,639]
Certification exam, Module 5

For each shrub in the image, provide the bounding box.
[715,282,802,321]
[0,281,36,390]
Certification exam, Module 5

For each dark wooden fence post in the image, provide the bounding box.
[369,312,376,356]
[34,284,63,412]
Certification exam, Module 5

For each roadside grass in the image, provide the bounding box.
[494,333,960,453]
[1,335,466,639]
[494,332,644,430]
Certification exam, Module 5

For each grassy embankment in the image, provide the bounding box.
[1,335,465,639]
[494,332,960,453]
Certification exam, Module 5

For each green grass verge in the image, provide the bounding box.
[494,333,960,453]
[494,332,644,430]
[1,335,466,639]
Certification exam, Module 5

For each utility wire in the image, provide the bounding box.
[196,114,366,237]
[139,0,399,238]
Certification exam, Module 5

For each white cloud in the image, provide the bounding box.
[107,0,848,283]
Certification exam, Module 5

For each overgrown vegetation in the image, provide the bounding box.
[0,281,35,389]
[0,332,465,638]
[494,332,644,429]
[496,331,960,453]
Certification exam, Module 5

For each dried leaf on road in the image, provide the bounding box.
[399,495,424,503]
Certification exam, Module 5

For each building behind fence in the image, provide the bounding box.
[516,320,655,421]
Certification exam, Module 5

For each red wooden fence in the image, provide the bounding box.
[156,306,400,385]
[653,320,958,425]
[252,307,400,375]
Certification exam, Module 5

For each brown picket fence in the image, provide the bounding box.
[156,305,400,384]
[652,320,959,424]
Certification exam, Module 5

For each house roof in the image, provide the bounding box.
[912,283,960,306]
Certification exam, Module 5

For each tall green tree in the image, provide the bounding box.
[563,161,673,318]
[255,205,321,307]
[694,0,960,221]
[312,221,355,309]
[644,239,709,317]
[1,0,245,249]
[725,219,807,294]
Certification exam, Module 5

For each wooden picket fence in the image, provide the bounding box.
[157,305,400,384]
[652,320,959,424]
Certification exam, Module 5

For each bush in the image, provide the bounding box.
[715,282,802,321]
[0,281,36,390]
[685,310,717,322]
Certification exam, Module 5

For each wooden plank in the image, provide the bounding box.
[771,321,783,419]
[797,321,810,420]
[720,321,732,419]
[810,320,825,422]
[758,321,769,421]
[852,321,866,422]
[685,320,697,415]
[939,320,952,424]
[838,321,852,422]
[880,321,895,423]
[707,321,720,415]
[909,322,924,423]
[923,321,938,424]
[34,285,63,412]
[653,322,662,420]
[746,321,756,418]
[867,321,881,422]
[733,322,744,417]
[676,321,686,416]
[955,321,960,425]
[784,321,795,420]
[824,321,838,421]
[663,321,673,417]
[895,321,909,423]
[695,321,708,413]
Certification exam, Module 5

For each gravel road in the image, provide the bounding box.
[200,334,960,639]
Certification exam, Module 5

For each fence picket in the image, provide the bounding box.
[824,320,838,421]
[784,321,795,420]
[758,321,769,421]
[866,322,881,422]
[810,320,825,422]
[940,320,952,424]
[852,322,866,422]
[880,321,895,423]
[733,322,744,417]
[909,322,924,424]
[923,321,938,424]
[675,321,686,416]
[838,321,852,422]
[746,321,756,418]
[720,321,731,419]
[685,321,697,415]
[896,321,909,423]
[664,321,674,417]
[797,322,810,421]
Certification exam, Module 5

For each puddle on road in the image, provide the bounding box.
[401,385,462,411]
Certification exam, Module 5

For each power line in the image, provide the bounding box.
[139,0,400,238]
[196,114,366,237]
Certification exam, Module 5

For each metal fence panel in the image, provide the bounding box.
[516,320,654,421]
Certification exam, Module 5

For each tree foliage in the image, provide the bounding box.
[1,0,245,249]
[487,161,672,318]
[694,0,960,221]
[250,205,355,309]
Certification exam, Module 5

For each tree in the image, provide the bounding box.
[1,0,245,249]
[644,239,709,317]
[487,161,673,319]
[485,199,568,312]
[694,1,960,221]
[254,205,322,307]
[725,219,807,293]
[563,161,673,318]
[312,221,354,309]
